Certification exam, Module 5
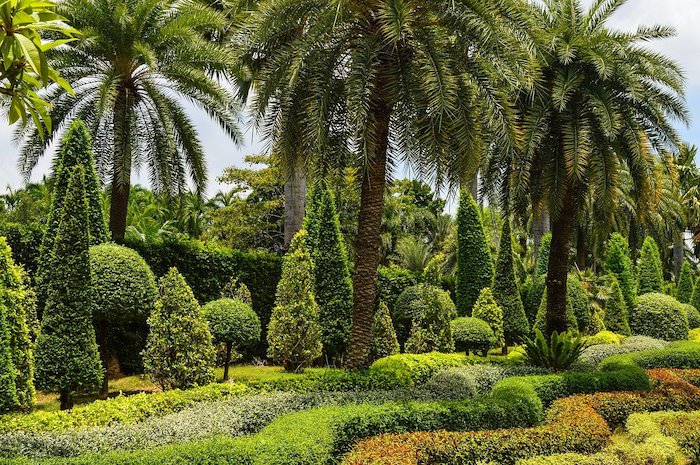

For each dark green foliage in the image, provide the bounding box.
[681,304,700,330]
[535,233,552,277]
[605,233,636,314]
[305,183,353,362]
[637,236,663,295]
[456,191,493,316]
[221,278,253,306]
[376,265,420,315]
[394,284,456,353]
[203,298,261,350]
[534,288,578,335]
[677,261,695,304]
[267,231,323,372]
[691,276,700,312]
[451,317,497,355]
[471,288,504,347]
[369,302,399,362]
[0,223,43,279]
[630,293,689,341]
[0,304,18,412]
[567,274,595,335]
[34,167,103,404]
[604,275,631,336]
[492,221,529,344]
[143,268,216,390]
[522,330,586,371]
[521,274,545,326]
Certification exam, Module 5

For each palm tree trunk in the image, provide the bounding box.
[283,163,307,249]
[109,87,133,242]
[346,81,392,371]
[109,177,130,242]
[576,225,587,270]
[545,190,575,335]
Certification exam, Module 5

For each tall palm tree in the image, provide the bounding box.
[238,0,534,368]
[16,0,243,241]
[504,0,687,334]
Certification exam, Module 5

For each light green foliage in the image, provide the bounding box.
[535,233,552,277]
[221,277,253,306]
[676,261,695,304]
[630,293,689,341]
[456,191,493,316]
[522,330,585,371]
[395,284,456,353]
[203,299,261,350]
[143,268,215,390]
[567,275,596,335]
[0,304,18,412]
[471,288,504,348]
[605,233,636,314]
[604,275,631,336]
[450,317,497,355]
[34,167,103,402]
[637,236,664,295]
[369,302,399,362]
[534,287,579,335]
[267,231,323,373]
[492,220,529,344]
[584,331,624,346]
[423,253,446,286]
[681,304,700,329]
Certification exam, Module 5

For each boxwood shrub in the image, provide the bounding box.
[599,341,700,371]
[630,293,689,341]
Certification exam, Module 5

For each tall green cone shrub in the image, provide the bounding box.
[535,233,552,277]
[492,220,529,345]
[605,233,636,314]
[471,288,504,348]
[0,304,17,412]
[690,276,700,312]
[221,277,253,306]
[369,302,400,362]
[267,231,323,373]
[677,261,695,304]
[34,166,103,410]
[567,274,596,335]
[604,275,631,336]
[637,236,663,295]
[143,268,215,390]
[456,191,493,316]
[304,183,353,363]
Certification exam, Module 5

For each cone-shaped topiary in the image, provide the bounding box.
[604,275,631,336]
[369,302,400,362]
[423,253,446,286]
[492,220,529,345]
[267,231,323,373]
[535,233,552,277]
[677,261,695,304]
[605,233,636,314]
[521,274,545,327]
[471,288,504,348]
[35,166,103,410]
[143,268,215,390]
[456,191,493,316]
[692,276,700,314]
[304,183,353,364]
[221,278,253,306]
[534,287,579,335]
[637,236,663,295]
[0,305,17,412]
[568,274,595,335]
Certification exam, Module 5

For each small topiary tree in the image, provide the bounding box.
[521,274,545,326]
[690,277,700,312]
[0,305,17,412]
[677,261,695,304]
[535,233,552,277]
[451,317,497,356]
[568,274,595,335]
[90,243,158,398]
[492,220,529,349]
[604,275,631,336]
[142,268,216,390]
[404,323,430,354]
[605,233,636,314]
[394,284,456,353]
[534,287,578,335]
[637,236,663,295]
[34,166,103,410]
[456,191,493,316]
[267,231,323,373]
[369,302,400,362]
[471,288,504,348]
[630,293,688,341]
[682,303,700,330]
[203,298,261,380]
[221,277,253,306]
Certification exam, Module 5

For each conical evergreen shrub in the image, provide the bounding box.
[605,233,636,313]
[677,261,695,304]
[471,288,504,348]
[535,233,552,277]
[221,277,253,306]
[637,236,663,295]
[369,302,400,361]
[568,274,596,335]
[690,276,700,312]
[604,275,631,336]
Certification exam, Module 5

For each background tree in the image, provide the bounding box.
[604,275,631,336]
[34,167,103,410]
[143,268,216,390]
[677,261,695,304]
[637,236,664,295]
[691,276,700,311]
[369,302,399,363]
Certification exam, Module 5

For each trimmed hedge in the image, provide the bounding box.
[599,341,700,371]
[627,410,700,463]
[630,293,689,341]
[368,353,472,386]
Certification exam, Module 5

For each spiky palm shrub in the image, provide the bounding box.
[637,236,664,295]
[471,288,504,348]
[605,233,636,314]
[267,231,323,373]
[677,261,695,304]
[369,302,399,362]
[35,166,103,410]
[143,268,215,390]
[492,220,529,347]
[456,191,494,316]
[604,276,631,336]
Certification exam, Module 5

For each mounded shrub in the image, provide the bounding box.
[677,261,695,304]
[369,302,400,362]
[637,236,663,295]
[584,331,623,346]
[395,284,456,353]
[603,275,631,336]
[471,288,504,348]
[376,265,420,316]
[630,293,689,341]
[605,233,635,315]
[369,352,472,386]
[599,341,700,371]
[451,317,497,355]
[682,303,700,329]
[574,336,668,370]
[627,410,700,463]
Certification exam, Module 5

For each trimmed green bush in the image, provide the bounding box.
[376,265,420,316]
[0,223,43,279]
[630,293,689,341]
[691,276,700,313]
[535,233,552,277]
[599,341,700,372]
[471,288,504,348]
[682,303,700,329]
[568,274,596,335]
[369,302,400,362]
[0,303,18,412]
[143,268,215,390]
[493,221,529,345]
[584,331,623,346]
[605,233,635,314]
[267,231,323,372]
[34,166,103,410]
[637,236,663,295]
[456,190,493,316]
[677,261,695,304]
[369,352,472,386]
[395,284,456,352]
[604,275,631,336]
[451,317,497,355]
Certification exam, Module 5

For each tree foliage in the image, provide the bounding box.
[677,261,695,304]
[605,233,636,315]
[637,236,664,295]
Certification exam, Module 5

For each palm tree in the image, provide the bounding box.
[16,0,242,241]
[504,0,687,334]
[238,0,534,368]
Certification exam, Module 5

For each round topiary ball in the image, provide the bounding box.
[630,293,689,341]
[203,298,261,349]
[681,304,700,330]
[451,317,497,356]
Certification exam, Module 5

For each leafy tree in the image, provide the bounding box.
[202,298,261,380]
[241,0,532,369]
[605,233,636,314]
[34,166,103,410]
[267,231,323,373]
[604,275,631,336]
[637,236,664,295]
[0,304,17,412]
[492,220,529,347]
[471,288,504,348]
[456,191,494,316]
[143,268,216,390]
[221,278,253,306]
[369,302,399,362]
[676,261,695,304]
[17,0,242,241]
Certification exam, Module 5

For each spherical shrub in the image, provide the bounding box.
[630,293,689,341]
[682,304,700,329]
[424,368,477,400]
[451,317,497,356]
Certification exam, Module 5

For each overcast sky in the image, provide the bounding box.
[0,0,697,197]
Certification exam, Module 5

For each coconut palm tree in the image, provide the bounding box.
[16,0,243,241]
[238,0,535,368]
